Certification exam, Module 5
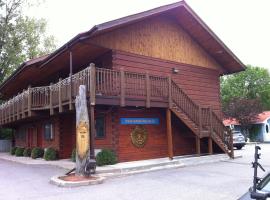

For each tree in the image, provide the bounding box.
[221,65,270,110]
[223,97,263,138]
[0,0,56,83]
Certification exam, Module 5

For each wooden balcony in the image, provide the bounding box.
[0,64,234,158]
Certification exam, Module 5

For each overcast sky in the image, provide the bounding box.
[27,0,270,71]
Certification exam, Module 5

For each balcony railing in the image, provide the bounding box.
[0,64,233,157]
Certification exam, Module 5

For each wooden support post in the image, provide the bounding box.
[120,68,125,107]
[27,86,32,117]
[17,95,20,120]
[196,136,201,156]
[22,90,25,118]
[145,72,150,108]
[168,76,172,109]
[198,106,202,137]
[208,137,213,154]
[69,51,73,110]
[209,106,213,137]
[166,108,173,159]
[89,63,96,159]
[49,83,54,115]
[58,78,63,113]
[90,106,95,159]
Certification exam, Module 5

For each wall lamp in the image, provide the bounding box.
[172,68,179,74]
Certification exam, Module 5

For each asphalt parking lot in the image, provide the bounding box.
[0,143,269,200]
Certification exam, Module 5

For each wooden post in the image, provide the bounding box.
[89,63,96,159]
[120,68,125,107]
[69,51,73,110]
[146,72,150,108]
[89,63,96,106]
[28,86,32,117]
[208,137,213,154]
[58,78,63,113]
[198,106,202,137]
[168,76,172,109]
[17,95,20,120]
[49,83,54,115]
[209,106,213,137]
[166,108,173,159]
[22,90,25,118]
[196,136,201,156]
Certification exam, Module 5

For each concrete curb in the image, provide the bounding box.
[50,175,105,187]
[0,153,230,179]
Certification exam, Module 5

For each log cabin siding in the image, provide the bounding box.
[92,15,222,71]
[112,51,222,114]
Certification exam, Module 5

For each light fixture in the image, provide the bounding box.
[172,68,179,74]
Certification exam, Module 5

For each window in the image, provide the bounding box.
[95,116,105,138]
[18,127,26,141]
[44,123,54,140]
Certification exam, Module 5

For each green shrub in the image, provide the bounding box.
[43,148,58,161]
[23,148,32,157]
[71,148,76,162]
[96,149,117,166]
[31,147,44,159]
[15,147,25,157]
[10,147,17,155]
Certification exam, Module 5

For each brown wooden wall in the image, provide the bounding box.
[112,51,222,114]
[92,15,222,71]
[14,116,60,151]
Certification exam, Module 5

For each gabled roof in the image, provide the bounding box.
[0,1,245,98]
[223,111,270,126]
[40,1,245,72]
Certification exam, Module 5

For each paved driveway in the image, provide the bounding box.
[0,144,269,200]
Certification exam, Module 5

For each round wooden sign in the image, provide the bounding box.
[130,125,148,148]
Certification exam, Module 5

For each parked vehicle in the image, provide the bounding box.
[238,146,270,200]
[233,131,246,150]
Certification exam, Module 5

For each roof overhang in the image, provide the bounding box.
[0,1,245,99]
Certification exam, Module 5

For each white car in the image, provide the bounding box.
[233,131,246,150]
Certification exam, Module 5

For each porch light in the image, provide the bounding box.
[172,68,179,74]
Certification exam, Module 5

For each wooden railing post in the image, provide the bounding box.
[168,76,172,109]
[166,108,173,159]
[120,68,125,107]
[198,105,202,137]
[58,78,63,113]
[89,63,96,106]
[49,83,54,115]
[17,94,20,120]
[208,106,213,154]
[146,72,150,108]
[22,90,25,118]
[28,86,32,117]
[69,75,73,110]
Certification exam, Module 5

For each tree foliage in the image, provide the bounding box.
[223,97,263,137]
[0,0,56,83]
[221,65,270,110]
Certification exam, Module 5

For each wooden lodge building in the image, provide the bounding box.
[0,1,245,162]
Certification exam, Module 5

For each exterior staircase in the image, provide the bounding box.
[170,80,233,158]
